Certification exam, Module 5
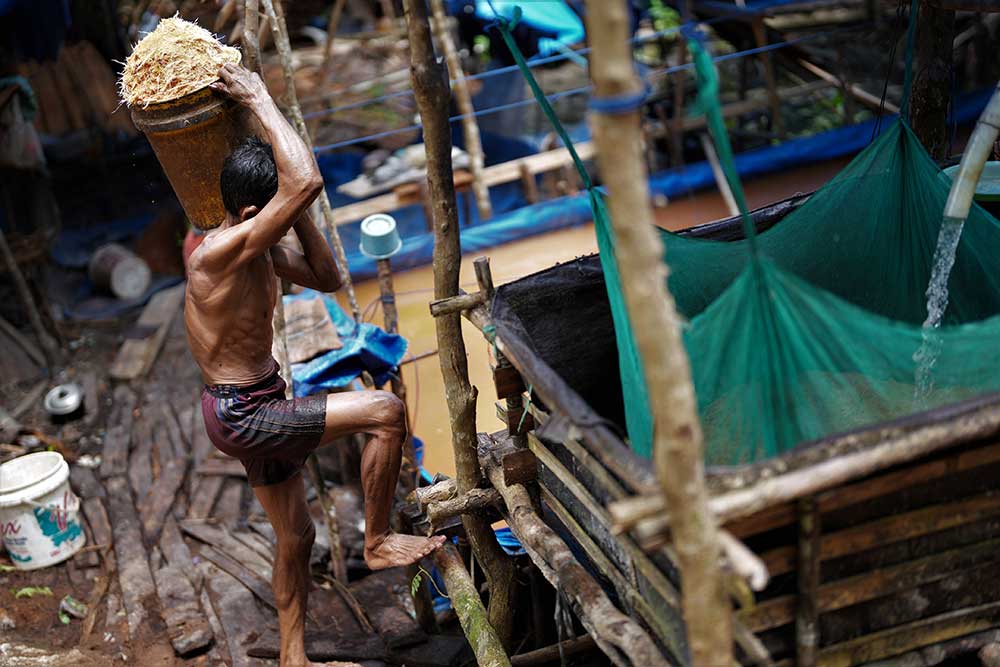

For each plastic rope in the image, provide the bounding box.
[589,82,651,115]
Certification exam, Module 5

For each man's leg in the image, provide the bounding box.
[253,472,318,667]
[320,390,445,569]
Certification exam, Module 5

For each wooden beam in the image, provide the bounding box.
[510,635,596,666]
[110,284,185,380]
[425,487,502,531]
[797,58,899,114]
[429,291,486,317]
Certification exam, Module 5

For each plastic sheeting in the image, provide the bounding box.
[287,290,407,396]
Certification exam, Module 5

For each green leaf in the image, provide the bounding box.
[59,610,71,624]
[13,586,53,599]
[0,565,15,573]
[410,572,422,598]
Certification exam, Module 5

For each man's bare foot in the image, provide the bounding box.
[364,532,447,570]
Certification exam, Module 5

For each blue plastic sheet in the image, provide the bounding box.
[287,290,407,396]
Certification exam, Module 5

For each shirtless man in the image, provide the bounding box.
[185,63,445,667]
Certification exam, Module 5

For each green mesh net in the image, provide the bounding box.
[492,12,1000,465]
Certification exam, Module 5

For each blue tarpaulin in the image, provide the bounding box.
[287,290,407,395]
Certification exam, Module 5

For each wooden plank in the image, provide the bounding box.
[187,475,224,520]
[745,537,1000,633]
[82,497,115,571]
[200,545,277,611]
[817,601,1000,667]
[247,629,387,663]
[153,563,214,656]
[203,565,272,667]
[128,417,153,503]
[196,456,248,477]
[138,453,188,542]
[761,491,1000,577]
[110,283,185,381]
[104,475,167,643]
[180,520,273,580]
[726,440,1000,538]
[100,386,136,479]
[159,516,198,586]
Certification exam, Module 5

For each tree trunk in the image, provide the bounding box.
[910,3,954,160]
[582,2,733,665]
[403,0,516,649]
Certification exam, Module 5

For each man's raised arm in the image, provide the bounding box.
[202,63,323,268]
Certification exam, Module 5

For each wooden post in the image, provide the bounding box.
[910,3,955,159]
[751,17,785,139]
[403,0,517,650]
[260,0,362,322]
[304,455,348,583]
[796,498,820,667]
[430,0,493,221]
[583,3,733,666]
[0,225,59,367]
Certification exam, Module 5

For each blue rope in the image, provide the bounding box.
[312,28,842,154]
[301,0,821,123]
[589,82,651,115]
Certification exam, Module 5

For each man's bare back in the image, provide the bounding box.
[184,64,443,667]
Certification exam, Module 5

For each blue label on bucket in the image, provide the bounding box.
[9,552,31,563]
[33,506,81,548]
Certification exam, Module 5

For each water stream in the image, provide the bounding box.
[914,215,967,399]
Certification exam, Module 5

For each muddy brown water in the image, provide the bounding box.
[340,157,850,478]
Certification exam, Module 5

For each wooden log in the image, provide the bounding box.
[104,475,168,644]
[426,487,501,529]
[430,0,492,220]
[404,0,516,650]
[583,3,732,664]
[349,569,426,649]
[510,635,596,666]
[429,291,486,317]
[519,162,540,204]
[432,542,512,667]
[727,439,1000,539]
[796,498,821,667]
[260,0,361,321]
[412,477,456,510]
[481,434,667,667]
[0,314,45,367]
[100,386,137,479]
[153,563,214,656]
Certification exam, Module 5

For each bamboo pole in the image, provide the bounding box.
[429,0,493,221]
[583,3,733,666]
[402,0,517,650]
[260,0,362,322]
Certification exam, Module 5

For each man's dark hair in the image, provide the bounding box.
[220,136,278,216]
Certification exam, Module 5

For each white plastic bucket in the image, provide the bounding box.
[0,452,85,570]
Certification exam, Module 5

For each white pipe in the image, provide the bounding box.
[943,83,1000,221]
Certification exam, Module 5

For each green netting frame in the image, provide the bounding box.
[490,5,1000,465]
